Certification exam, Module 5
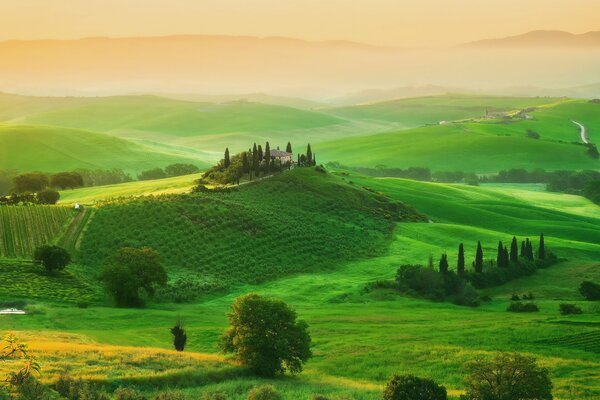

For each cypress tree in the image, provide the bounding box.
[457,243,465,277]
[526,239,534,261]
[503,246,509,267]
[439,253,449,274]
[427,254,434,269]
[538,233,545,260]
[510,236,518,263]
[297,153,300,165]
[520,241,526,258]
[286,142,293,153]
[258,144,263,161]
[306,144,313,165]
[242,152,250,174]
[313,153,316,166]
[496,241,504,267]
[224,147,231,168]
[265,142,271,173]
[252,143,259,177]
[475,241,483,273]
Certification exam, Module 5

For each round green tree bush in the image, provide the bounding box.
[220,293,312,377]
[33,245,71,274]
[383,374,447,400]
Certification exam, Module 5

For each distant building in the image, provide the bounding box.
[269,149,293,164]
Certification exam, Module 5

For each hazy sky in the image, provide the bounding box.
[0,0,598,46]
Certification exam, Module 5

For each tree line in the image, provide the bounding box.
[200,142,317,185]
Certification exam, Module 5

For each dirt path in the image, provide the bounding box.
[572,120,589,144]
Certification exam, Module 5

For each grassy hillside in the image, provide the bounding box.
[1,173,599,398]
[318,123,599,172]
[78,168,424,288]
[0,124,206,174]
[0,205,74,258]
[327,94,565,127]
[58,173,202,205]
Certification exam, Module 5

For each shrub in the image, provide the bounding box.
[16,376,58,400]
[170,319,187,352]
[559,303,583,315]
[383,374,447,400]
[77,301,89,309]
[37,189,60,205]
[220,293,312,377]
[511,294,520,301]
[507,302,539,313]
[33,245,71,274]
[579,281,600,300]
[462,353,552,400]
[247,385,282,400]
[114,386,147,400]
[55,372,109,400]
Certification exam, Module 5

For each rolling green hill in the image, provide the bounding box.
[1,171,599,399]
[318,123,599,172]
[0,124,206,174]
[326,94,566,127]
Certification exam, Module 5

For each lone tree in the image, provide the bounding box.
[220,293,312,377]
[306,144,313,165]
[438,253,449,274]
[463,353,553,400]
[457,243,465,277]
[37,189,60,205]
[286,142,292,154]
[170,319,187,352]
[475,241,484,273]
[510,236,519,263]
[33,245,70,274]
[224,148,231,168]
[538,233,545,260]
[383,374,447,400]
[100,247,167,307]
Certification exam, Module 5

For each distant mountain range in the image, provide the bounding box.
[462,30,600,48]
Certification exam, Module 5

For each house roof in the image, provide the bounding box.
[269,149,293,157]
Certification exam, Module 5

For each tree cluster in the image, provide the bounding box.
[138,163,199,181]
[0,190,60,205]
[33,245,71,274]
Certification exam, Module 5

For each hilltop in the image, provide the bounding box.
[462,30,600,48]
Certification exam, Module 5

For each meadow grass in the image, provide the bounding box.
[1,173,599,399]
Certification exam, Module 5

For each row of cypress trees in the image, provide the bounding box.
[438,234,546,275]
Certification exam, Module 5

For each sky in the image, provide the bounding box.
[0,0,598,47]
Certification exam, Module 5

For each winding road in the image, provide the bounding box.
[572,120,589,144]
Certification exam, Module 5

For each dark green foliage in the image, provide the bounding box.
[257,145,263,163]
[525,238,534,261]
[224,148,231,169]
[457,243,465,276]
[13,173,49,193]
[0,169,17,196]
[507,302,539,312]
[156,278,227,303]
[170,319,187,352]
[33,245,70,274]
[242,152,250,174]
[526,129,541,139]
[583,180,600,204]
[496,241,506,268]
[587,143,599,159]
[538,233,545,259]
[286,142,292,153]
[75,168,132,186]
[37,189,60,205]
[559,303,583,315]
[579,281,600,300]
[82,170,412,288]
[50,172,84,190]
[306,143,313,165]
[138,168,167,181]
[264,142,271,173]
[520,241,526,258]
[220,293,312,377]
[114,387,147,400]
[164,163,200,177]
[55,372,110,400]
[462,353,553,400]
[510,236,518,263]
[15,377,57,400]
[438,253,448,274]
[474,241,483,273]
[247,385,282,400]
[153,392,186,400]
[383,374,447,400]
[100,247,167,307]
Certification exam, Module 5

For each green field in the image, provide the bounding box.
[0,205,74,258]
[1,170,599,399]
[0,124,206,174]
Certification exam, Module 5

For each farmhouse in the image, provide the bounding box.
[269,149,294,164]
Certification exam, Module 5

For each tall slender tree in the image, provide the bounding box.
[497,241,505,268]
[520,241,526,258]
[526,239,534,261]
[475,241,484,273]
[510,236,519,263]
[457,243,465,277]
[503,246,509,267]
[306,144,313,165]
[264,142,271,173]
[242,152,250,174]
[258,144,263,162]
[439,253,449,274]
[286,142,293,154]
[224,148,231,168]
[538,233,545,260]
[252,143,259,177]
